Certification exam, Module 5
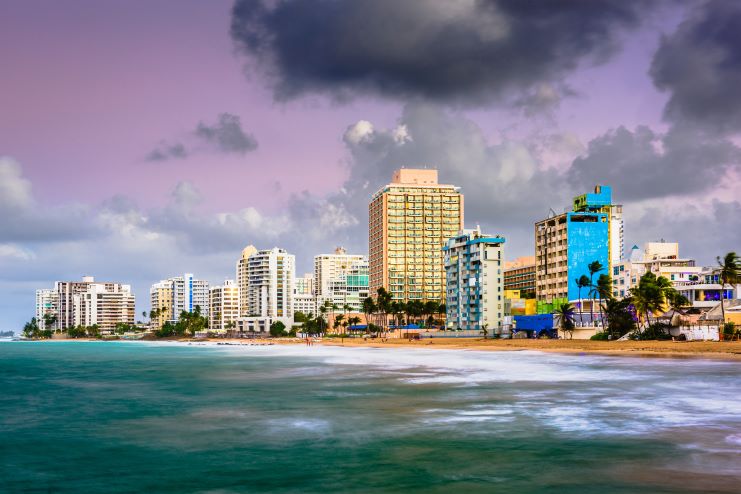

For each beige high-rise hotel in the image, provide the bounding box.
[369,169,463,302]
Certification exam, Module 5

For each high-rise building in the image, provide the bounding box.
[293,273,316,316]
[369,169,463,302]
[53,276,135,331]
[314,247,365,296]
[245,247,295,324]
[314,248,369,311]
[149,273,209,325]
[73,282,136,332]
[236,244,258,317]
[35,288,58,329]
[503,256,536,296]
[535,185,618,308]
[443,227,505,331]
[150,281,173,329]
[209,280,239,331]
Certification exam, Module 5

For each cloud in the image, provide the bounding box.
[230,0,660,105]
[0,157,32,210]
[650,0,741,133]
[566,125,741,201]
[146,142,188,162]
[146,113,257,161]
[0,244,35,261]
[195,113,258,154]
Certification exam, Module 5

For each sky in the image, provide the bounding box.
[1,0,740,330]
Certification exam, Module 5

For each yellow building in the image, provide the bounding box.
[369,169,463,302]
[209,280,240,331]
[149,281,173,329]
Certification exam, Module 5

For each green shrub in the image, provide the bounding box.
[590,332,610,341]
[723,322,736,335]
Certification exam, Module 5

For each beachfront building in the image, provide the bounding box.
[209,280,239,331]
[535,185,619,312]
[443,227,505,331]
[241,247,295,329]
[72,282,136,332]
[149,274,209,325]
[35,288,59,330]
[313,249,370,312]
[48,276,135,331]
[236,244,258,317]
[503,256,536,297]
[314,247,365,296]
[293,273,316,316]
[369,168,463,303]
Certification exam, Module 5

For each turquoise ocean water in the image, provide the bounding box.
[1,341,740,493]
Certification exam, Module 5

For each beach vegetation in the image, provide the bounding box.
[269,320,287,337]
[554,303,576,339]
[716,252,740,325]
[603,297,636,339]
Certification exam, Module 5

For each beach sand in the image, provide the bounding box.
[315,337,741,361]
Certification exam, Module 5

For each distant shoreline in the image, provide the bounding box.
[12,337,741,361]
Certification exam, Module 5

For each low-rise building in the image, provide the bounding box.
[503,256,536,296]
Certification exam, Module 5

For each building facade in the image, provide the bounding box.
[209,280,239,331]
[535,186,615,308]
[236,244,258,317]
[503,256,536,296]
[369,169,463,302]
[72,282,136,332]
[444,228,505,331]
[149,273,209,326]
[244,247,295,326]
[52,276,135,331]
[35,288,59,329]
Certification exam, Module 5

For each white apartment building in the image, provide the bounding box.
[243,247,295,328]
[209,280,239,331]
[149,273,209,323]
[73,282,136,332]
[35,288,59,329]
[314,248,369,312]
[236,244,257,317]
[51,276,135,331]
[444,228,506,331]
[293,273,316,316]
[314,248,366,296]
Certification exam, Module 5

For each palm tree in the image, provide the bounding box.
[595,273,613,328]
[376,288,393,335]
[423,300,439,328]
[587,261,604,322]
[630,272,664,326]
[480,323,489,340]
[361,297,376,332]
[716,252,740,326]
[554,303,576,339]
[575,275,590,326]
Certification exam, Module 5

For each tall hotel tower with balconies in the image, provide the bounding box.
[369,169,463,302]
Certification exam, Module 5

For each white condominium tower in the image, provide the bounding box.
[236,244,258,317]
[37,276,135,333]
[246,247,295,321]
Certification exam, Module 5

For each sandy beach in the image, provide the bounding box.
[315,337,741,361]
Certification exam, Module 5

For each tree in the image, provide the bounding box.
[423,300,439,327]
[480,323,489,340]
[362,296,376,331]
[630,272,665,326]
[376,287,393,334]
[43,312,57,332]
[22,317,39,338]
[575,275,590,326]
[587,261,604,320]
[595,273,613,327]
[716,252,740,326]
[554,303,576,339]
[269,320,286,337]
[603,297,636,339]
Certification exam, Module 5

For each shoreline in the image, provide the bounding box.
[14,336,741,361]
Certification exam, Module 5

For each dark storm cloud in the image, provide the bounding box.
[567,125,741,201]
[650,0,741,133]
[230,0,659,104]
[146,142,188,162]
[195,113,258,154]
